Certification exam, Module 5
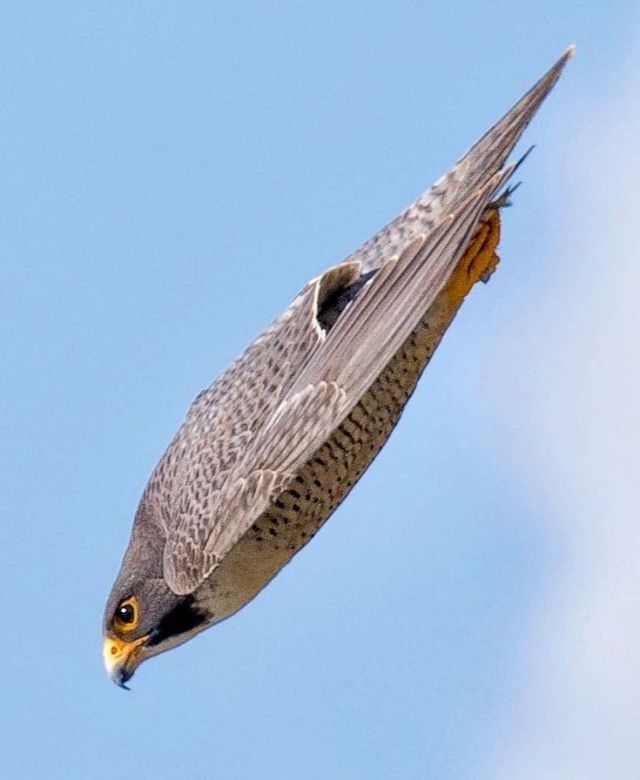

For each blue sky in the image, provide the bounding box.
[1,3,638,779]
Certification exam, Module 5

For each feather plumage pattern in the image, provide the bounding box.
[102,48,574,687]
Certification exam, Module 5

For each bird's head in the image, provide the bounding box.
[102,513,208,688]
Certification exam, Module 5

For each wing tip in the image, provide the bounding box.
[510,45,574,115]
[455,45,575,182]
[524,44,576,110]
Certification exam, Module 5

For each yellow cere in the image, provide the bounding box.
[102,634,149,673]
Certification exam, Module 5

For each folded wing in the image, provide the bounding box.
[160,49,574,595]
[165,169,513,594]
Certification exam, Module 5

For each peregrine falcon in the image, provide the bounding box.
[103,48,574,687]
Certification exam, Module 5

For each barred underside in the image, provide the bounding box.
[195,209,501,621]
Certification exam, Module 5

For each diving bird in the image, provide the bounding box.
[103,48,574,687]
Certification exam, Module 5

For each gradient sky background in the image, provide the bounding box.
[1,3,638,779]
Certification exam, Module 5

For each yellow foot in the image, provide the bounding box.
[444,207,502,307]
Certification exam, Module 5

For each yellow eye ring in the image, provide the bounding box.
[113,596,140,633]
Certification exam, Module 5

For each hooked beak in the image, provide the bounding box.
[102,634,150,689]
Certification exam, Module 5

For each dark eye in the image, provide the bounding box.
[118,603,135,623]
[113,596,140,631]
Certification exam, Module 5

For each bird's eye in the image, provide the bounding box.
[113,597,140,632]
